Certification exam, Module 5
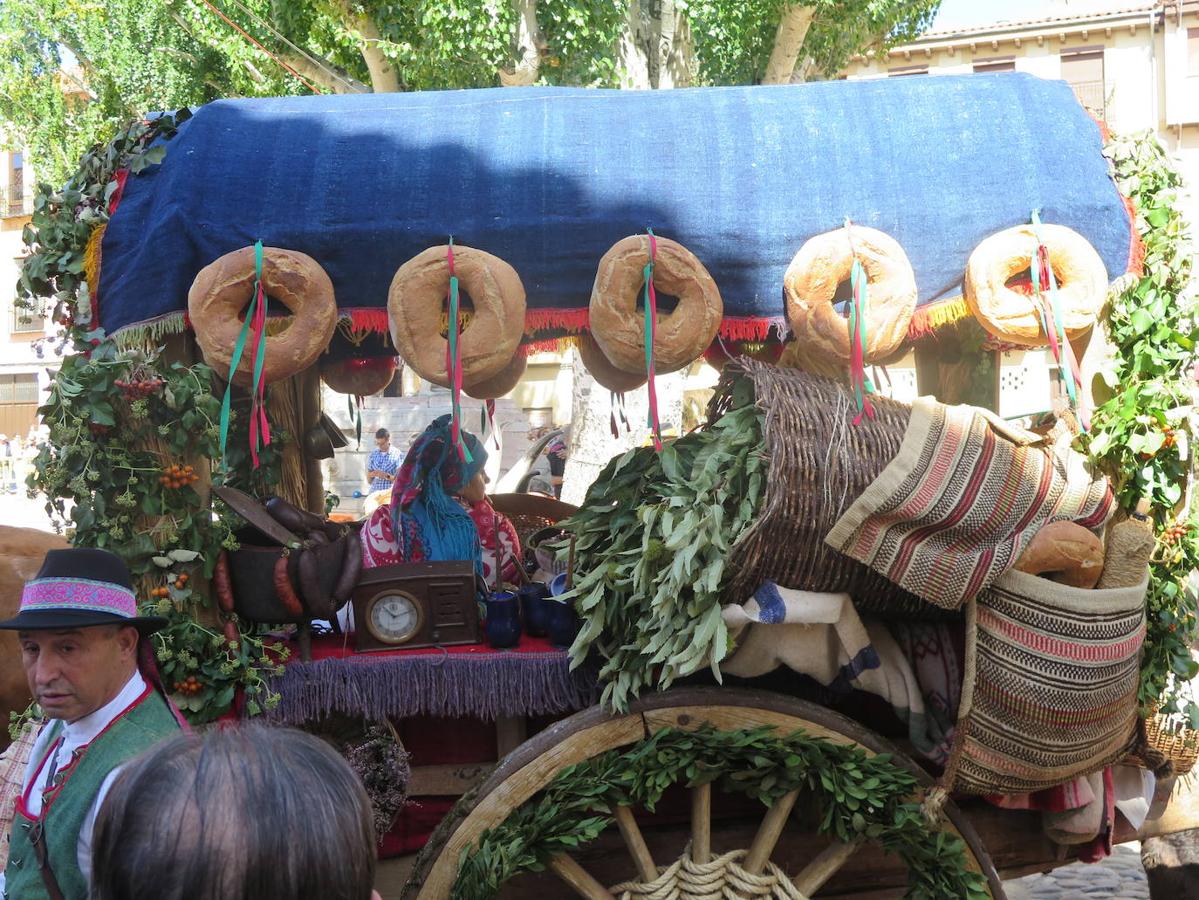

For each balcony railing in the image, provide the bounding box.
[1069,79,1106,120]
[1,186,32,218]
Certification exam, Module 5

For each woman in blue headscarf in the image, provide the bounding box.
[360,415,520,587]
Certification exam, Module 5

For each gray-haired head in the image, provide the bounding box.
[90,723,377,900]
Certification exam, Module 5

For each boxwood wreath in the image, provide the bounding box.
[452,725,990,900]
[16,112,290,726]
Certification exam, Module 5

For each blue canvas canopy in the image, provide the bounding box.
[97,74,1133,340]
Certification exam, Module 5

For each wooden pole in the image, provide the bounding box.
[611,805,657,883]
[691,782,712,864]
[742,788,800,875]
[547,854,615,900]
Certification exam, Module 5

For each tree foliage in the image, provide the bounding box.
[1,0,940,186]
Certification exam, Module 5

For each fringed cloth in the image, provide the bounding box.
[826,396,1113,610]
[264,634,597,725]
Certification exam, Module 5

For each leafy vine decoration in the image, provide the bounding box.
[451,724,990,900]
[1081,131,1199,724]
[18,113,288,725]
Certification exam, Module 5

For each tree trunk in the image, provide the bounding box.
[499,0,544,86]
[620,0,652,90]
[561,352,684,506]
[655,0,693,89]
[338,4,401,93]
[278,52,370,94]
[762,4,815,85]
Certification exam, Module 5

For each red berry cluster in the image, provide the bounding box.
[115,378,162,400]
[1161,522,1191,546]
[174,675,203,695]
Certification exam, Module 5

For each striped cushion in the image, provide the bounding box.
[953,568,1146,795]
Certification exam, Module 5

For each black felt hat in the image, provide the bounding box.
[0,547,168,633]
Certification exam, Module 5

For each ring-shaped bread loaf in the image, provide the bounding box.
[964,224,1107,347]
[188,247,338,386]
[1014,520,1106,589]
[577,333,647,393]
[319,357,398,396]
[388,245,526,388]
[463,352,527,399]
[589,235,722,375]
[783,226,916,364]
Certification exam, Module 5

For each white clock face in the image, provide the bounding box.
[368,592,421,644]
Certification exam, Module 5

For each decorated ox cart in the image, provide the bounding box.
[19,72,1199,898]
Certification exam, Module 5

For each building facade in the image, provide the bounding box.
[0,145,56,440]
[841,1,1199,231]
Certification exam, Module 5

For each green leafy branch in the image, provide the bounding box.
[559,378,765,711]
[453,725,989,900]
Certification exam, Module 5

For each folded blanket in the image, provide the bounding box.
[826,398,1113,609]
[722,582,944,758]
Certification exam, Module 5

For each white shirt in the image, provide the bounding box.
[1,671,145,891]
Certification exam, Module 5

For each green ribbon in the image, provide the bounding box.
[218,240,265,465]
[1030,210,1078,409]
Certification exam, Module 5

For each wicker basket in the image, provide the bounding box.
[1141,711,1199,777]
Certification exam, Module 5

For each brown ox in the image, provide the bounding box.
[0,526,69,747]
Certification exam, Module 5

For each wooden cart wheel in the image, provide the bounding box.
[403,688,1005,899]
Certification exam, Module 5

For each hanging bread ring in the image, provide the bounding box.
[589,235,723,375]
[577,333,647,393]
[964,224,1107,347]
[319,357,398,396]
[463,352,527,399]
[388,245,526,388]
[188,246,338,386]
[783,225,916,364]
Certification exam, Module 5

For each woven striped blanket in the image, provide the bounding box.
[953,569,1145,795]
[825,398,1113,610]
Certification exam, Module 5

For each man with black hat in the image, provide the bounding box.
[0,547,185,900]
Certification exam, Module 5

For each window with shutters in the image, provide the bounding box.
[1061,47,1105,119]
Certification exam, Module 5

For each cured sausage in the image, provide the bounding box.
[213,551,235,614]
[273,551,305,618]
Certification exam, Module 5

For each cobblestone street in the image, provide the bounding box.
[1004,844,1148,900]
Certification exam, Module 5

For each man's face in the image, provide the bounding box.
[19,626,139,723]
[376,436,390,452]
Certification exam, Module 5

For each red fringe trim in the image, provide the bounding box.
[346,308,390,335]
[520,336,575,356]
[716,317,781,342]
[524,308,589,333]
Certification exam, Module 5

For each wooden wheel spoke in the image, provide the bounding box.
[612,805,658,883]
[792,839,862,896]
[743,788,800,875]
[691,782,712,864]
[548,853,616,899]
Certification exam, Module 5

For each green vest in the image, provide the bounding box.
[4,687,180,900]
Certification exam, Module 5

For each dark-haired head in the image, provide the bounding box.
[90,723,379,900]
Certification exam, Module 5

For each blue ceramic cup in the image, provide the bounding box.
[519,582,551,638]
[484,591,521,649]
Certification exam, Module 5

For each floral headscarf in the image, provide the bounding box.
[390,415,487,570]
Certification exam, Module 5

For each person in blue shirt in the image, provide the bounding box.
[365,428,403,494]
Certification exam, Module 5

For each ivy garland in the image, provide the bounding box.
[18,113,288,725]
[1081,132,1199,723]
[452,725,990,900]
